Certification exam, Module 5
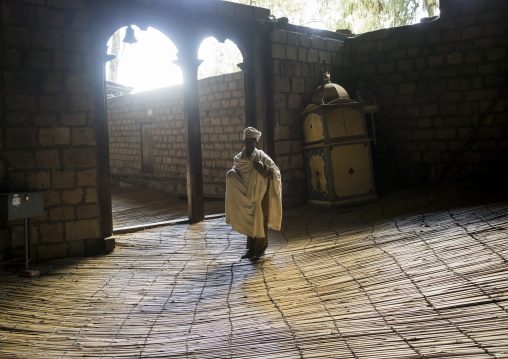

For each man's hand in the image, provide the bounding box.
[253,160,273,179]
[253,160,263,170]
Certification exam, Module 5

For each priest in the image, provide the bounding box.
[225,127,282,260]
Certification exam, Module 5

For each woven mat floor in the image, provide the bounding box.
[111,186,225,231]
[1,181,507,358]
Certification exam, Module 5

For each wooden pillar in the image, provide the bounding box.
[90,4,113,238]
[175,52,205,223]
[238,58,256,128]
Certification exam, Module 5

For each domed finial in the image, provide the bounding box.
[319,58,331,84]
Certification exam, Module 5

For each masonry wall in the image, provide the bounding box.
[346,0,508,188]
[270,27,348,207]
[0,0,103,263]
[107,72,245,198]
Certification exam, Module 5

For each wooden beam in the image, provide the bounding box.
[175,54,205,223]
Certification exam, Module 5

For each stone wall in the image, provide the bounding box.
[108,72,245,198]
[347,0,508,188]
[271,26,348,207]
[0,0,103,263]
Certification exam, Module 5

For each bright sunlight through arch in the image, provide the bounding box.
[106,26,182,93]
[198,37,243,80]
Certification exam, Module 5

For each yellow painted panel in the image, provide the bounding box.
[343,107,365,137]
[303,113,324,143]
[330,143,372,198]
[326,108,346,139]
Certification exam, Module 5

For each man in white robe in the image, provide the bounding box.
[225,127,282,260]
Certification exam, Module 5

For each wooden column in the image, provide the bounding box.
[174,53,205,223]
[238,58,256,129]
[90,3,113,238]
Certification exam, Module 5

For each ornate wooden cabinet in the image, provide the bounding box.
[301,60,376,207]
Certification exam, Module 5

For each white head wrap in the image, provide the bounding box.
[243,127,262,140]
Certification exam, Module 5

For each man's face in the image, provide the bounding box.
[244,138,258,153]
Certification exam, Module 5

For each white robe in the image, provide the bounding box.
[225,148,282,238]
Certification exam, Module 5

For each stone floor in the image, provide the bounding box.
[1,180,508,358]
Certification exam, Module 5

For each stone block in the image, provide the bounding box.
[291,77,304,93]
[65,219,100,242]
[5,151,35,169]
[39,95,69,112]
[53,52,83,71]
[70,94,93,111]
[459,101,480,116]
[60,112,87,126]
[63,30,89,52]
[298,47,307,62]
[40,222,64,244]
[69,240,85,256]
[27,171,51,189]
[2,2,36,25]
[399,83,415,95]
[275,76,291,93]
[36,6,66,27]
[286,45,297,60]
[6,128,37,149]
[62,188,83,205]
[37,243,68,262]
[272,43,285,59]
[274,93,287,109]
[68,11,88,30]
[6,95,37,111]
[71,128,95,146]
[307,49,319,63]
[318,50,331,64]
[104,236,115,252]
[52,170,75,189]
[414,129,434,140]
[84,188,98,203]
[63,148,96,168]
[10,225,25,248]
[39,127,71,146]
[42,190,61,207]
[76,204,100,219]
[310,37,326,50]
[287,93,303,110]
[462,25,482,40]
[274,125,290,141]
[486,47,505,61]
[33,28,61,50]
[49,206,76,221]
[65,74,91,93]
[76,169,97,186]
[276,141,291,155]
[84,237,105,255]
[436,128,457,140]
[4,26,31,47]
[397,59,413,72]
[272,29,287,43]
